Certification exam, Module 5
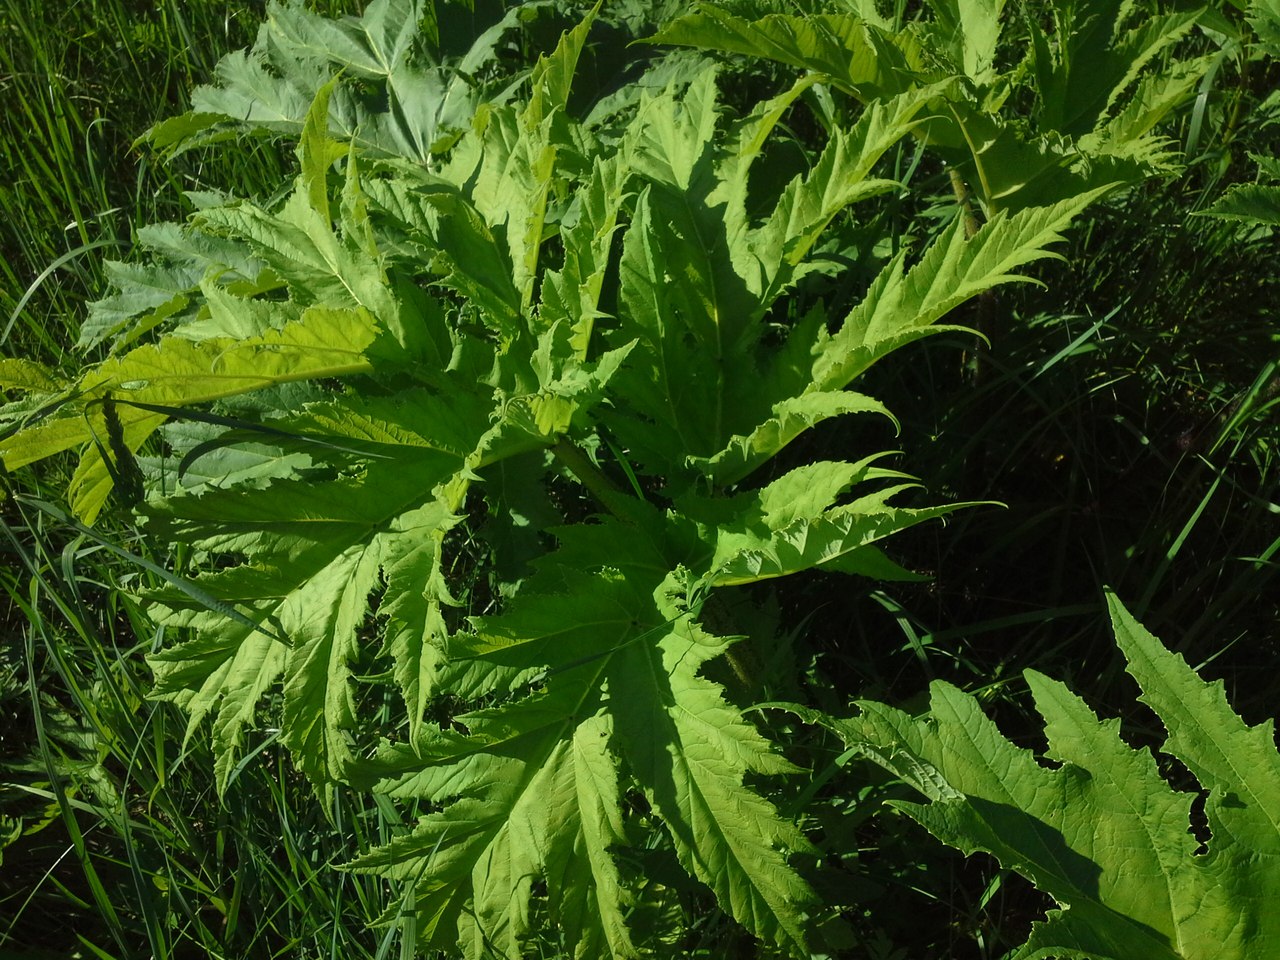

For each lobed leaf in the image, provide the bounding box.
[824,595,1280,959]
[609,609,816,955]
[650,9,937,100]
[812,187,1110,391]
[146,461,461,789]
[1,305,379,521]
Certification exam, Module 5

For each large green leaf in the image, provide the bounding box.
[607,69,939,481]
[146,456,463,790]
[348,707,636,960]
[144,0,533,163]
[344,565,647,958]
[350,535,818,957]
[810,187,1110,391]
[608,590,816,955]
[820,594,1280,959]
[0,305,379,522]
[655,2,1206,213]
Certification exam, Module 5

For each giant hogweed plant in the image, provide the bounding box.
[0,3,1107,956]
[653,0,1211,214]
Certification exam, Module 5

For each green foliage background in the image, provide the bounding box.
[1,0,1278,958]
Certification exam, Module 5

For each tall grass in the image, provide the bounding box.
[0,0,357,365]
[1,492,408,958]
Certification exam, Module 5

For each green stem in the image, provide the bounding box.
[948,166,982,240]
[551,437,638,520]
[948,167,997,382]
[948,166,1002,491]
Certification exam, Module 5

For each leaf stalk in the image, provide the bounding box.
[551,436,638,519]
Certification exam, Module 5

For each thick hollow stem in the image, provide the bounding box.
[551,436,637,519]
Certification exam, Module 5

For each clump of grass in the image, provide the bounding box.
[1,489,415,958]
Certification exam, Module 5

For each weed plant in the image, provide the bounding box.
[2,0,1278,958]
